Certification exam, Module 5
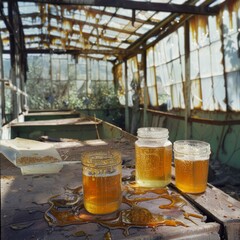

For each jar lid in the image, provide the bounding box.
[137,127,169,139]
[174,140,211,156]
[82,150,121,168]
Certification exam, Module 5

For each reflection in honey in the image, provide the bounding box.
[45,181,205,236]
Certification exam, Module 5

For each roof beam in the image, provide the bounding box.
[18,13,142,37]
[1,31,129,49]
[3,48,125,56]
[125,0,219,58]
[22,32,119,44]
[23,37,124,51]
[7,0,219,15]
[82,6,157,25]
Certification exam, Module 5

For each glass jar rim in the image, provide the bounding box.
[173,140,211,155]
[137,127,169,139]
[81,150,122,168]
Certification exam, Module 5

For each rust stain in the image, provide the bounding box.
[189,15,208,43]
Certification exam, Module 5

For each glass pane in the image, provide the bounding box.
[76,63,86,80]
[201,77,214,110]
[199,46,211,78]
[147,67,155,86]
[172,58,182,83]
[171,82,185,108]
[99,62,106,80]
[190,50,200,80]
[157,65,170,86]
[68,64,76,80]
[60,59,68,80]
[210,41,224,76]
[190,79,202,109]
[224,32,239,72]
[51,59,60,80]
[107,62,113,81]
[209,16,221,42]
[147,47,154,67]
[227,71,240,111]
[148,86,158,106]
[91,60,99,80]
[213,75,226,111]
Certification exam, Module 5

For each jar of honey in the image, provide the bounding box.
[82,150,122,214]
[135,127,172,187]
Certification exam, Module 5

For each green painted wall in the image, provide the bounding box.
[138,110,240,169]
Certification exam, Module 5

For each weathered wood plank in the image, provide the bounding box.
[11,117,102,126]
[184,185,240,239]
[171,168,240,239]
[1,155,221,240]
[51,138,136,165]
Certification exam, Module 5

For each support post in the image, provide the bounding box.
[0,35,5,132]
[184,20,191,139]
[142,48,148,127]
[124,60,130,132]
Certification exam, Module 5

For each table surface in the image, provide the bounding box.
[1,139,239,240]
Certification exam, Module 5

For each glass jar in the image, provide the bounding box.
[82,150,122,214]
[135,127,172,187]
[174,140,211,194]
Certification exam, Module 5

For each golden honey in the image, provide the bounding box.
[83,173,122,214]
[82,150,122,214]
[135,145,172,187]
[175,158,209,193]
[174,140,211,194]
[45,181,205,235]
[135,128,172,188]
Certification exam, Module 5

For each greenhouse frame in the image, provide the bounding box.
[0,0,240,239]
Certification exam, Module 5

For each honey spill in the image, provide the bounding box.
[45,181,205,236]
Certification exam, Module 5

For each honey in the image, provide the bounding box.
[83,173,122,214]
[135,128,172,187]
[175,158,209,193]
[174,140,211,194]
[81,150,122,214]
[45,180,205,237]
[135,145,172,187]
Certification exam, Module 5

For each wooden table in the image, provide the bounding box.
[1,140,240,240]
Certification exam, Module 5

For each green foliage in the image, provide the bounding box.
[64,83,124,127]
[66,83,121,110]
[25,56,124,127]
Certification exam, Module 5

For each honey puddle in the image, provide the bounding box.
[45,182,205,236]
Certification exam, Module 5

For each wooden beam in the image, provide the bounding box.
[0,5,12,34]
[147,14,192,49]
[7,0,219,15]
[124,60,130,132]
[3,48,125,56]
[184,20,191,139]
[125,0,217,58]
[0,37,6,127]
[17,33,120,47]
[17,20,142,37]
[126,13,179,58]
[18,10,156,28]
[146,108,240,125]
[1,79,28,97]
[22,39,122,51]
[142,47,148,127]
